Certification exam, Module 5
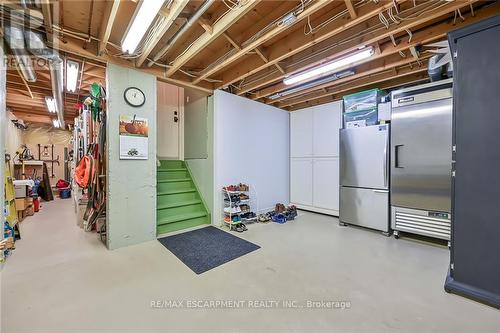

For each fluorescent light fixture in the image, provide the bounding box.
[284,47,374,85]
[122,0,166,54]
[268,70,355,100]
[52,119,61,128]
[45,96,57,113]
[66,60,79,92]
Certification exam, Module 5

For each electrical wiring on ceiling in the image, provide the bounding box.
[189,0,317,76]
[304,0,370,36]
[239,0,451,93]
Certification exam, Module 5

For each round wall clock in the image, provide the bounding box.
[124,87,146,107]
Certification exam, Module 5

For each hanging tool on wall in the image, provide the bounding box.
[37,144,60,178]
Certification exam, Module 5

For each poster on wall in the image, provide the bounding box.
[119,114,149,160]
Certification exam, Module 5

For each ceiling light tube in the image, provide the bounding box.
[52,119,60,128]
[284,47,374,85]
[122,0,166,54]
[66,60,79,92]
[45,96,57,113]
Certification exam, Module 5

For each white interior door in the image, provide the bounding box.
[290,158,313,206]
[290,109,313,157]
[313,157,339,211]
[157,81,181,159]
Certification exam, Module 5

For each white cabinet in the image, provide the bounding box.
[290,158,313,206]
[290,101,342,216]
[313,104,341,157]
[313,157,340,211]
[290,109,313,157]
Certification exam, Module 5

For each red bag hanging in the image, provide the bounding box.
[75,156,93,188]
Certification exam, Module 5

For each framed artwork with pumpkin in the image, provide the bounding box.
[119,114,149,160]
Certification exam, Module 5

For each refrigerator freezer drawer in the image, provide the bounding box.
[391,206,451,240]
[340,187,389,232]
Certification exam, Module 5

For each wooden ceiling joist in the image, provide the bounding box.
[223,32,241,50]
[97,0,121,56]
[136,0,190,67]
[344,0,358,19]
[216,0,407,90]
[191,0,331,84]
[250,0,482,102]
[164,0,261,78]
[198,17,213,34]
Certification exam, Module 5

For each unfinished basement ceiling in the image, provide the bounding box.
[2,0,500,114]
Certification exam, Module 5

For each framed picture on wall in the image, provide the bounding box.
[119,114,148,160]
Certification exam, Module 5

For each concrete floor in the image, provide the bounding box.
[2,199,499,333]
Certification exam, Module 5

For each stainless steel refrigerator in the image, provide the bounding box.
[390,79,453,241]
[339,124,390,234]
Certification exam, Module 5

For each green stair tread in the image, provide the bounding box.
[157,168,187,172]
[157,211,208,225]
[157,199,202,210]
[157,188,196,195]
[157,218,209,235]
[157,178,191,183]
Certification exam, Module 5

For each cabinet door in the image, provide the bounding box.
[313,157,339,211]
[313,101,342,157]
[290,109,313,157]
[290,158,313,206]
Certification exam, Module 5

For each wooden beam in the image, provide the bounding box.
[98,0,121,56]
[250,0,485,100]
[344,0,357,19]
[136,0,189,67]
[223,32,241,50]
[13,62,34,99]
[57,35,214,94]
[217,0,407,89]
[198,17,213,34]
[254,47,269,63]
[165,0,261,77]
[192,0,330,84]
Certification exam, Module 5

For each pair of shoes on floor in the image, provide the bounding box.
[234,222,247,232]
[275,203,286,213]
[258,213,271,223]
[272,213,287,224]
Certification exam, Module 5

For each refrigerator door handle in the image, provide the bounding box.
[384,136,388,187]
[395,144,404,168]
[373,189,389,193]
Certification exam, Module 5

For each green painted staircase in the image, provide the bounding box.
[156,160,210,235]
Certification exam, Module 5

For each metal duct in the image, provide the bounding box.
[147,0,214,67]
[24,30,65,127]
[49,57,65,128]
[4,26,37,82]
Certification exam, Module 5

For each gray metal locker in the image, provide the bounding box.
[445,15,500,309]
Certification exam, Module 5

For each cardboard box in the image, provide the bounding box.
[15,198,27,211]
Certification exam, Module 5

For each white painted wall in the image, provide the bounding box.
[106,64,157,250]
[213,90,290,226]
[186,95,214,214]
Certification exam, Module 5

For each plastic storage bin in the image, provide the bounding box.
[344,108,378,127]
[343,89,381,113]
